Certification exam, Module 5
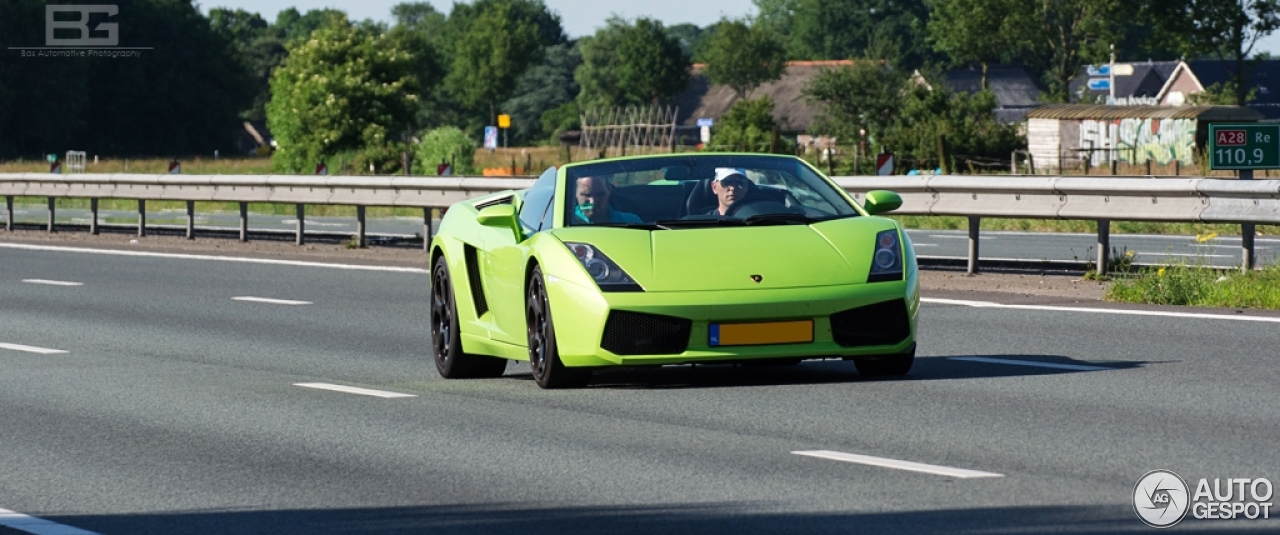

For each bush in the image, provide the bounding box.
[415,126,475,175]
[711,96,790,153]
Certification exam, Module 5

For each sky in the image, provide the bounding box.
[198,0,758,38]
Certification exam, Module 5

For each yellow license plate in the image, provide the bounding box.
[710,320,814,347]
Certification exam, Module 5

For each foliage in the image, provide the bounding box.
[274,7,348,43]
[501,43,581,145]
[665,23,708,60]
[1143,0,1280,105]
[702,19,788,98]
[415,126,476,174]
[752,0,801,50]
[576,17,691,109]
[925,0,1020,89]
[266,17,420,174]
[0,0,252,158]
[710,96,788,152]
[880,81,1024,166]
[1107,263,1280,309]
[802,61,908,143]
[788,0,934,69]
[210,8,287,121]
[540,101,581,141]
[1006,0,1120,103]
[444,1,544,124]
[1187,81,1258,105]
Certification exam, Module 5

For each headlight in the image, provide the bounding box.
[564,242,643,292]
[867,229,902,282]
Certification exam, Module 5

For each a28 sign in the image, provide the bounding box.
[1208,123,1280,170]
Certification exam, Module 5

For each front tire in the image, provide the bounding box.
[853,344,915,377]
[430,255,507,379]
[527,266,591,389]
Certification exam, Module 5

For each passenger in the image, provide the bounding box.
[574,175,642,224]
[708,168,752,215]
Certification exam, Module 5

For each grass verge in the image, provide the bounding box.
[1106,262,1280,309]
[888,215,1279,236]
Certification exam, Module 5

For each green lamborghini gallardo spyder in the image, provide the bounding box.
[428,153,918,389]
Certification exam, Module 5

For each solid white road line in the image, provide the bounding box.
[232,296,313,306]
[293,383,416,398]
[1137,252,1232,258]
[922,297,1280,324]
[0,507,100,535]
[911,243,938,247]
[22,279,84,286]
[948,356,1111,372]
[792,450,1003,479]
[0,343,68,355]
[0,243,428,273]
[928,235,995,240]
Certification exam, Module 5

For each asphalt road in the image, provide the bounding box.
[1,246,1278,534]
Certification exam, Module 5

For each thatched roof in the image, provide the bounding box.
[672,60,855,134]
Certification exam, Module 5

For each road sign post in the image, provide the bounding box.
[1207,123,1278,271]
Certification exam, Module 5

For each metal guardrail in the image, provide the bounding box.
[2,172,1277,271]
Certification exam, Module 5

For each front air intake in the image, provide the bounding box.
[829,299,910,347]
[601,311,691,355]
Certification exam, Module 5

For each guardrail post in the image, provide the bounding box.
[423,208,433,252]
[1241,170,1255,271]
[47,197,55,233]
[967,216,980,275]
[295,203,305,246]
[356,205,366,248]
[89,198,99,235]
[1097,220,1110,276]
[185,200,195,240]
[5,195,12,231]
[137,199,146,237]
[239,202,248,242]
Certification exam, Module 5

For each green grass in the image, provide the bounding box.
[888,215,1280,236]
[1106,262,1280,309]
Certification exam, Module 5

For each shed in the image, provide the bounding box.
[1025,104,1262,173]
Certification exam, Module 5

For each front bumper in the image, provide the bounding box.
[545,277,919,367]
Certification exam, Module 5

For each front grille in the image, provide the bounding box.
[601,311,691,355]
[830,299,910,347]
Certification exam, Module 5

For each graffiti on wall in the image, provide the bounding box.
[1078,118,1195,166]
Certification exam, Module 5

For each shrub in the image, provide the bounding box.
[415,126,476,175]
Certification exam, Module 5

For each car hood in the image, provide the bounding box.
[551,218,899,292]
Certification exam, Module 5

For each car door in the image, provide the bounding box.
[486,167,557,347]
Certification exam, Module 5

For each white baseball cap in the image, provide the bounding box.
[713,167,748,182]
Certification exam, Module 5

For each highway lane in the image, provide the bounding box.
[2,247,1279,534]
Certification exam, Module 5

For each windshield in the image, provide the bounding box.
[562,155,858,228]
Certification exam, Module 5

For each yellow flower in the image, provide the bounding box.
[1158,267,1166,277]
[1126,250,1135,258]
[1196,231,1219,243]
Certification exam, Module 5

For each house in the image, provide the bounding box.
[1025,104,1262,174]
[941,64,1044,123]
[1069,60,1180,105]
[1069,59,1280,118]
[671,60,854,141]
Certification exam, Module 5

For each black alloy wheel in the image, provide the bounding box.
[430,255,507,378]
[526,266,591,389]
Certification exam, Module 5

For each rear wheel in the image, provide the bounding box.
[430,255,507,379]
[527,266,591,389]
[853,344,915,377]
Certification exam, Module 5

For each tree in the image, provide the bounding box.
[925,0,1020,90]
[702,19,788,98]
[210,8,287,121]
[415,126,476,174]
[444,2,544,126]
[1145,0,1280,105]
[576,17,690,109]
[665,23,707,60]
[711,96,787,152]
[752,0,801,52]
[1007,0,1119,102]
[881,79,1023,167]
[273,7,348,43]
[788,0,934,69]
[802,60,908,144]
[501,43,581,144]
[267,17,421,173]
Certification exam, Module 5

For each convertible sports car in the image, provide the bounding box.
[428,153,918,388]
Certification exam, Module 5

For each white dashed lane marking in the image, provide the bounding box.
[294,383,416,398]
[0,343,68,355]
[0,507,100,534]
[792,451,1003,479]
[949,356,1112,372]
[22,279,84,286]
[232,296,313,306]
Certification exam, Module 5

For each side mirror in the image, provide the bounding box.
[863,190,903,215]
[476,203,517,228]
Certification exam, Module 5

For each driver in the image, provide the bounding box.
[574,175,642,224]
[707,167,752,215]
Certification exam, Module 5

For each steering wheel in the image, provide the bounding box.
[726,197,791,218]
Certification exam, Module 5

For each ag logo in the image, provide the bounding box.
[1135,470,1190,528]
